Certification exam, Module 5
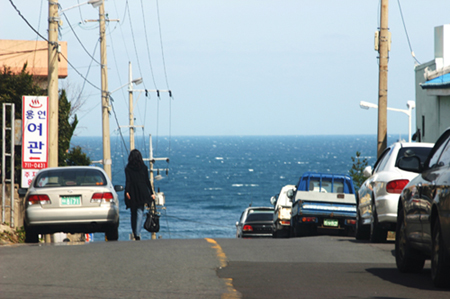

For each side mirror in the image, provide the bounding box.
[287,189,294,199]
[270,196,277,206]
[114,185,124,192]
[18,188,28,196]
[398,156,422,173]
[363,166,373,178]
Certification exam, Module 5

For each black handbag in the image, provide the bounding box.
[144,210,160,233]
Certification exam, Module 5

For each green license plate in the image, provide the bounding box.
[61,196,81,206]
[324,219,338,227]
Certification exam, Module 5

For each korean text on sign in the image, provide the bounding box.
[22,96,48,169]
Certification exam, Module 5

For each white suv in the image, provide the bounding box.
[356,142,433,242]
[270,184,295,238]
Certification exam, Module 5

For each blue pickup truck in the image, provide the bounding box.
[290,172,357,237]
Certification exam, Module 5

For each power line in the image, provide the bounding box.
[59,52,101,91]
[396,0,421,65]
[140,0,158,89]
[60,11,101,65]
[9,0,48,43]
[126,0,146,88]
[156,0,171,90]
[109,95,130,155]
[76,39,100,105]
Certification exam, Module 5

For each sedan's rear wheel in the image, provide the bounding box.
[431,218,450,287]
[355,207,370,240]
[105,224,119,241]
[24,225,39,243]
[370,202,388,243]
[395,207,425,273]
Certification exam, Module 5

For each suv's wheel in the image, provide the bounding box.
[431,218,450,287]
[370,201,388,243]
[395,206,425,272]
[355,207,370,240]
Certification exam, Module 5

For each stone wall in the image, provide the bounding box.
[0,184,24,229]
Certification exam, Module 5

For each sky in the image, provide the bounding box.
[2,0,450,138]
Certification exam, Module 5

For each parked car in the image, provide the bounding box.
[290,172,357,237]
[395,128,450,287]
[236,206,274,238]
[23,166,123,243]
[270,185,295,238]
[356,142,434,242]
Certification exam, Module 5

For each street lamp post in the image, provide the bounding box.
[360,101,415,142]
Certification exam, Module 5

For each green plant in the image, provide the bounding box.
[0,226,26,243]
[349,151,368,192]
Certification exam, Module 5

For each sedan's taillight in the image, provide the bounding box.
[27,194,51,205]
[243,225,253,232]
[91,192,114,203]
[386,179,409,194]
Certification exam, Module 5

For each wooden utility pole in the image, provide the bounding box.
[128,62,135,151]
[99,1,112,179]
[48,0,59,168]
[377,0,389,158]
[46,0,60,244]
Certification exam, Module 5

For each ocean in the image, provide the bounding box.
[71,134,400,241]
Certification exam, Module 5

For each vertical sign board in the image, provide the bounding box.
[21,96,49,188]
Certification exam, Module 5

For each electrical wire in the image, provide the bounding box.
[107,26,128,108]
[156,0,171,90]
[9,0,48,42]
[109,95,130,155]
[75,39,100,106]
[32,0,45,75]
[60,11,101,65]
[125,0,146,88]
[59,52,102,91]
[396,0,421,65]
[112,0,131,61]
[140,0,158,89]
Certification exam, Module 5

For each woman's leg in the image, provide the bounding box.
[135,205,145,239]
[130,207,138,239]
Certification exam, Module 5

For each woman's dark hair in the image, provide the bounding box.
[128,149,144,168]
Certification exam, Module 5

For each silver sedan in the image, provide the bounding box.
[23,166,123,243]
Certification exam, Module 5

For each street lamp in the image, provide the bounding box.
[109,77,143,95]
[359,101,415,142]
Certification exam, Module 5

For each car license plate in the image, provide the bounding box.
[61,196,81,206]
[324,219,338,227]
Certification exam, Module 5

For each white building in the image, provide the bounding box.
[415,24,450,143]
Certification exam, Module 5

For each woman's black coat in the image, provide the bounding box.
[124,163,154,210]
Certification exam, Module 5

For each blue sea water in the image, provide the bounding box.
[70,134,399,241]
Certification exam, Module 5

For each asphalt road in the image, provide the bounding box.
[0,235,449,298]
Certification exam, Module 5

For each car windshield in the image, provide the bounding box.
[309,179,344,193]
[396,147,432,166]
[34,168,107,188]
[246,211,273,222]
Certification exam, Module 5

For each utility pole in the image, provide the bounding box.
[46,0,59,244]
[48,0,59,168]
[377,0,389,158]
[128,62,135,151]
[99,0,112,179]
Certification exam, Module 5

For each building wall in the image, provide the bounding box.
[0,39,68,78]
[414,26,450,143]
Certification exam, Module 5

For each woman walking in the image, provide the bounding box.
[125,149,155,240]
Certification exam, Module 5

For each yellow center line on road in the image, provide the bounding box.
[205,238,241,299]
